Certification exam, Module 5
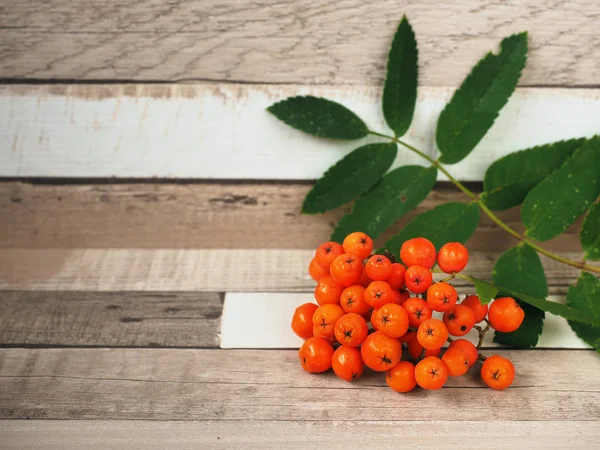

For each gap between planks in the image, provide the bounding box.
[2,0,600,86]
[0,182,585,252]
[1,420,599,449]
[0,249,583,292]
[1,85,600,178]
[0,348,598,422]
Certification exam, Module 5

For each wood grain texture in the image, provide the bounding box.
[0,291,222,348]
[0,249,583,293]
[2,420,598,450]
[2,1,600,86]
[2,85,600,179]
[0,182,586,252]
[0,348,598,421]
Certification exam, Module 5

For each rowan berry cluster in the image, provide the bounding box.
[293,233,525,391]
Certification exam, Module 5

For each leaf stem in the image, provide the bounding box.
[368,130,600,275]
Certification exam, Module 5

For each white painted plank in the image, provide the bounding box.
[2,420,598,449]
[1,85,600,179]
[220,293,591,349]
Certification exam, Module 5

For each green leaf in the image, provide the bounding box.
[493,301,545,349]
[436,33,528,164]
[462,276,499,305]
[302,143,397,214]
[566,272,600,351]
[492,244,548,299]
[580,199,600,260]
[267,96,369,140]
[382,16,418,138]
[492,244,547,348]
[482,138,586,211]
[331,165,437,242]
[385,202,480,259]
[522,136,600,241]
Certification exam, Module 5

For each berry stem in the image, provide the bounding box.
[367,130,600,275]
[476,322,491,350]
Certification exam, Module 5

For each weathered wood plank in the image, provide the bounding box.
[0,291,222,348]
[220,293,590,349]
[2,420,598,449]
[1,85,600,179]
[0,249,583,293]
[0,349,598,421]
[0,182,585,251]
[2,1,600,86]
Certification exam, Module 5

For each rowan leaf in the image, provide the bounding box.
[566,272,600,351]
[331,166,436,242]
[522,136,600,241]
[482,138,586,210]
[267,96,369,140]
[382,16,418,138]
[580,199,600,261]
[302,143,397,214]
[492,244,547,348]
[436,33,527,164]
[461,276,499,305]
[385,202,480,259]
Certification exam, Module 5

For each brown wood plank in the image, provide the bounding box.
[0,182,584,252]
[0,292,222,348]
[2,1,599,86]
[1,420,598,449]
[0,249,582,293]
[0,348,598,421]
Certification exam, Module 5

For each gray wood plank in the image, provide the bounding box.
[0,349,598,421]
[0,292,222,348]
[0,181,584,252]
[1,420,598,449]
[0,249,583,294]
[2,1,599,86]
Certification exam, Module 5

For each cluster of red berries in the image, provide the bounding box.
[292,232,525,391]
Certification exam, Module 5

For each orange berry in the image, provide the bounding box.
[426,282,458,312]
[330,253,364,287]
[334,313,368,347]
[308,257,329,282]
[312,304,345,341]
[365,255,393,281]
[331,345,364,381]
[360,331,402,372]
[372,303,410,339]
[386,361,417,393]
[406,334,441,360]
[387,263,407,290]
[358,267,372,287]
[400,237,436,269]
[370,308,379,330]
[291,303,318,340]
[449,339,478,368]
[315,241,344,270]
[415,356,448,390]
[342,232,373,261]
[340,285,371,316]
[417,318,449,350]
[462,295,489,323]
[390,288,410,306]
[312,325,336,343]
[437,242,469,274]
[488,297,525,332]
[442,347,469,376]
[402,297,433,328]
[481,355,515,390]
[398,330,416,343]
[443,304,476,336]
[314,276,343,306]
[405,265,433,294]
[364,281,394,309]
[298,337,334,373]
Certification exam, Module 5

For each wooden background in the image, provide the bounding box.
[1,1,599,448]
